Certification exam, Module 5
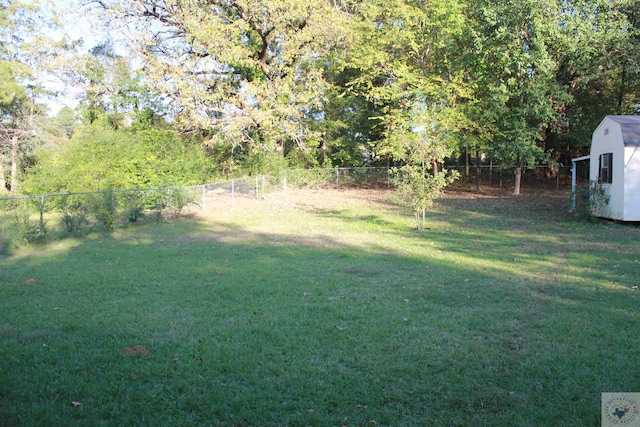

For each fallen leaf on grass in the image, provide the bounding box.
[120,345,150,356]
[24,278,41,285]
[303,292,312,297]
[335,326,346,332]
[71,401,81,407]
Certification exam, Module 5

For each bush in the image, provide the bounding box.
[12,203,43,244]
[90,191,116,231]
[169,187,198,214]
[124,205,145,222]
[59,201,90,236]
[574,181,610,222]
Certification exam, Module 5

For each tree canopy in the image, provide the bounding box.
[1,0,638,195]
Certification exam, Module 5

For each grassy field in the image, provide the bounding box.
[1,188,639,426]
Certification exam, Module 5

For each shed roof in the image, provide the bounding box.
[607,115,640,146]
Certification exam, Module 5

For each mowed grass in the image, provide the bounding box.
[1,188,639,426]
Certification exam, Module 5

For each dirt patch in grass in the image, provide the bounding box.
[120,345,151,356]
[440,188,573,217]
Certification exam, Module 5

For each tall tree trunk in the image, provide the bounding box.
[0,155,6,193]
[465,146,470,177]
[10,134,19,194]
[513,165,522,196]
[0,164,7,194]
[617,68,626,109]
[475,149,483,193]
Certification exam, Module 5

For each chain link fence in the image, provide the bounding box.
[0,166,568,249]
[282,167,391,189]
[0,176,279,245]
[449,165,573,189]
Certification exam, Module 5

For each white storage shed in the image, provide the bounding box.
[571,115,640,221]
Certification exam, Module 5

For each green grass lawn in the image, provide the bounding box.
[1,188,639,426]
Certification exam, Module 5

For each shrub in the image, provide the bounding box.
[117,191,146,222]
[59,201,90,236]
[12,203,43,244]
[574,181,610,222]
[90,191,116,231]
[169,187,198,215]
[124,205,145,222]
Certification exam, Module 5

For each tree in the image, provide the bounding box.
[389,106,459,229]
[23,122,216,194]
[49,106,77,140]
[0,0,61,194]
[550,0,640,161]
[333,0,465,223]
[0,60,30,193]
[58,41,158,126]
[90,0,350,174]
[468,0,572,195]
[309,70,383,167]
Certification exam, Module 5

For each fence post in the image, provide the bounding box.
[255,176,259,199]
[336,169,340,187]
[202,185,206,211]
[571,163,577,212]
[39,195,45,235]
[165,188,170,220]
[231,179,235,207]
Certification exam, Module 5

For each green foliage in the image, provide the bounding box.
[23,125,215,194]
[10,202,42,245]
[94,0,350,171]
[59,200,90,236]
[574,181,611,222]
[119,192,145,223]
[392,164,458,229]
[168,187,197,216]
[6,0,640,193]
[14,204,43,244]
[89,191,116,231]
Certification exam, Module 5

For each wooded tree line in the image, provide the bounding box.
[1,0,638,196]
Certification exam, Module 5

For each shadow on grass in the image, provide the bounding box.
[0,190,639,426]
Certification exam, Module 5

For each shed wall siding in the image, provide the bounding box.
[624,146,640,220]
[590,118,625,220]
